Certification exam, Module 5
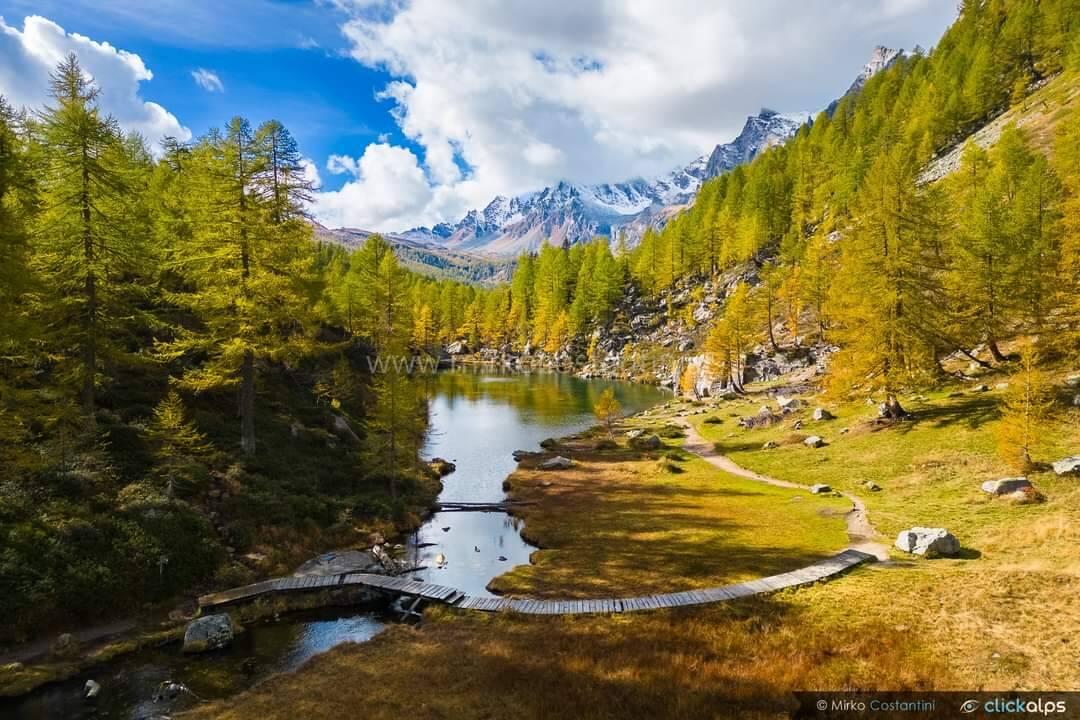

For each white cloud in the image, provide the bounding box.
[317,0,956,230]
[191,67,224,92]
[301,157,322,190]
[313,143,443,231]
[326,153,360,176]
[0,15,190,149]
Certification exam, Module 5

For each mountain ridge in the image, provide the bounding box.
[325,46,901,258]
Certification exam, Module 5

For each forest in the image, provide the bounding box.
[456,0,1080,423]
[2,0,1080,650]
[0,55,490,638]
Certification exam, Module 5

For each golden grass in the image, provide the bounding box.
[183,598,951,720]
[182,384,1080,720]
[490,433,849,597]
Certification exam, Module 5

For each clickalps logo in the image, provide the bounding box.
[962,697,1069,715]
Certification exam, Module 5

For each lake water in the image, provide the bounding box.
[1,368,666,719]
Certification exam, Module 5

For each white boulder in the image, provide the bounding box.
[1052,456,1080,476]
[981,477,1032,496]
[894,527,960,558]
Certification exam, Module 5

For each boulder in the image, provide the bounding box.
[971,384,990,393]
[182,614,235,653]
[1052,456,1080,476]
[762,440,779,450]
[331,414,361,443]
[447,340,469,355]
[809,484,831,494]
[625,428,645,439]
[776,395,802,412]
[812,408,834,421]
[539,456,573,470]
[51,633,79,658]
[804,435,825,448]
[864,480,881,492]
[981,477,1032,496]
[84,679,101,700]
[894,527,960,558]
[630,434,663,451]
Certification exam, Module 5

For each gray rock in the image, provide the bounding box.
[981,477,1032,496]
[762,440,778,450]
[447,340,469,355]
[812,408,834,421]
[631,434,663,450]
[539,456,573,470]
[894,527,960,558]
[1074,393,1080,407]
[776,395,802,412]
[84,679,101,699]
[809,484,831,494]
[51,633,78,658]
[625,429,645,439]
[1052,456,1080,476]
[971,384,990,393]
[864,481,881,492]
[183,614,235,653]
[331,414,360,443]
[804,435,825,448]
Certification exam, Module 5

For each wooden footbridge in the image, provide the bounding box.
[198,548,874,616]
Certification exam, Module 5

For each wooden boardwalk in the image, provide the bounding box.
[199,548,873,615]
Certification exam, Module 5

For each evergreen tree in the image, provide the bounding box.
[33,55,135,427]
[160,117,315,456]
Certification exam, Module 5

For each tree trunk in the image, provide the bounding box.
[81,151,96,427]
[881,393,907,420]
[240,349,256,456]
[988,339,1007,363]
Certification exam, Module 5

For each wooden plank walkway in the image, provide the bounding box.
[455,548,873,615]
[199,549,873,615]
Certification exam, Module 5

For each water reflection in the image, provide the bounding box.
[409,367,668,596]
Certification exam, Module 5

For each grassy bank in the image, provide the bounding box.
[491,428,849,597]
[179,379,1080,719]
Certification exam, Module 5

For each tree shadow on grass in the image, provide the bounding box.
[896,396,1001,432]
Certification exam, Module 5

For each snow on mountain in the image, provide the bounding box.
[702,108,809,180]
[389,47,894,257]
[827,46,903,115]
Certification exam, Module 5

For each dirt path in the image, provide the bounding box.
[680,421,891,561]
[0,617,139,665]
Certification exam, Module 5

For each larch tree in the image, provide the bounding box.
[593,387,622,439]
[995,344,1055,472]
[33,55,140,429]
[828,146,944,418]
[161,117,315,456]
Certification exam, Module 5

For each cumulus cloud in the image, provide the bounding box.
[301,157,322,190]
[317,0,956,230]
[314,143,450,231]
[191,67,224,92]
[326,153,360,176]
[0,15,190,148]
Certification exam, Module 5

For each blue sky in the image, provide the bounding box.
[0,0,959,231]
[0,0,402,193]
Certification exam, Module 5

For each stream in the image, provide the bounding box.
[1,367,666,719]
